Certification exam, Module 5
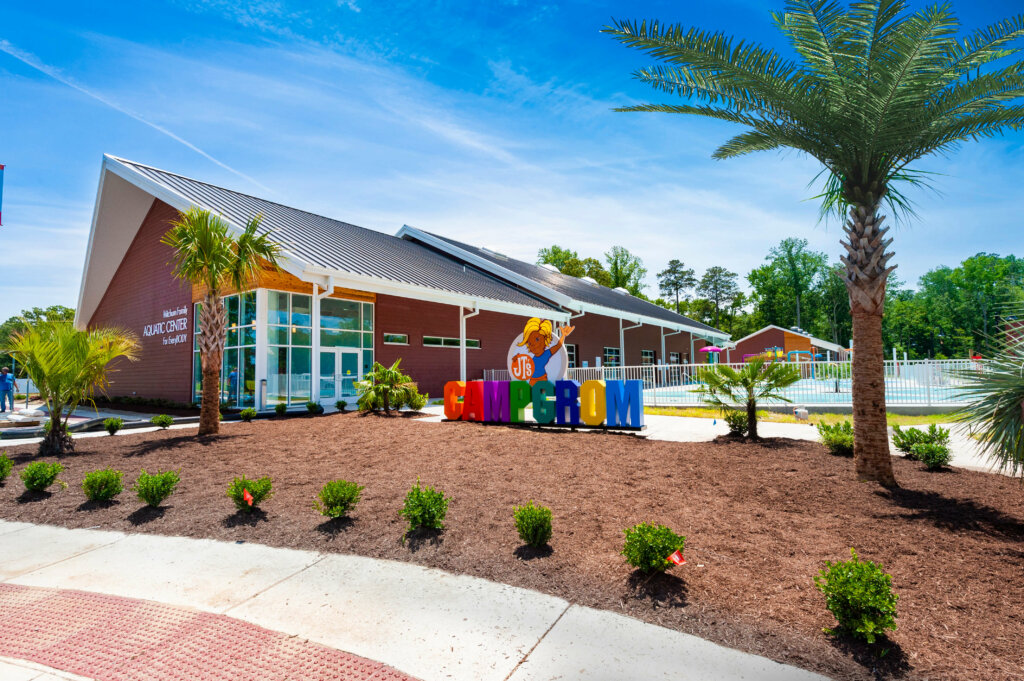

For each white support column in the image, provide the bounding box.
[311,284,321,403]
[254,288,268,410]
[460,305,480,382]
[690,333,695,363]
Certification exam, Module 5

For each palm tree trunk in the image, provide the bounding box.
[746,399,758,440]
[199,359,221,436]
[197,292,227,436]
[840,205,897,486]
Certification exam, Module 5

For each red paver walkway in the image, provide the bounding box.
[0,584,415,681]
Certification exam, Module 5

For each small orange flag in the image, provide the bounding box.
[243,488,254,506]
[667,550,686,566]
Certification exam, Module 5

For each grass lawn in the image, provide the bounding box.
[1,413,1020,681]
[645,405,957,427]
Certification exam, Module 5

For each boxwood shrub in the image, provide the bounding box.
[103,417,124,435]
[274,403,287,416]
[305,401,324,415]
[21,461,65,492]
[150,414,174,429]
[227,475,273,512]
[0,452,13,483]
[621,522,686,573]
[722,409,748,436]
[400,478,449,535]
[133,469,180,507]
[513,501,553,548]
[814,548,898,643]
[893,425,950,460]
[817,421,854,457]
[314,479,364,518]
[912,442,952,470]
[82,468,124,502]
[239,407,257,422]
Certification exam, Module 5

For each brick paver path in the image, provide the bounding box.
[0,584,415,680]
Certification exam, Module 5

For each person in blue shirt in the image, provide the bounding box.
[515,318,574,385]
[0,367,18,413]
[227,366,238,404]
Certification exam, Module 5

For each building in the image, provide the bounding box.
[76,155,729,408]
[729,325,849,362]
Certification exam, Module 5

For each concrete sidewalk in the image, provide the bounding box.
[0,520,827,681]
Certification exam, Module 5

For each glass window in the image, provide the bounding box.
[226,295,239,329]
[291,327,312,346]
[267,347,288,405]
[267,326,289,346]
[362,350,374,375]
[241,291,256,327]
[241,347,256,407]
[362,303,373,331]
[321,329,361,348]
[269,291,289,326]
[291,294,312,327]
[603,347,621,367]
[566,344,577,369]
[641,350,656,366]
[383,333,408,345]
[670,352,681,365]
[321,298,360,330]
[290,347,312,402]
[424,336,479,347]
[362,332,374,349]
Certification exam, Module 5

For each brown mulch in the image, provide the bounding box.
[1,414,1022,681]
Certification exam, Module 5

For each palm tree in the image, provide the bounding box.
[604,1,1024,485]
[161,208,280,435]
[955,336,1024,476]
[697,357,801,439]
[8,321,138,456]
[355,359,420,414]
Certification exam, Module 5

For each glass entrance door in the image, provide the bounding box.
[319,349,361,403]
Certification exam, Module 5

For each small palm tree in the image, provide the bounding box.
[161,207,280,435]
[8,321,138,456]
[955,338,1024,476]
[697,357,801,439]
[355,359,419,414]
[604,1,1024,486]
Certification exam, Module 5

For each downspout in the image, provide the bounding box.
[317,275,335,299]
[661,327,683,363]
[460,305,480,382]
[619,318,642,367]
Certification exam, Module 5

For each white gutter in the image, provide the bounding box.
[316,275,335,299]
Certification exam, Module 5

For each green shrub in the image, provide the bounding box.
[0,452,13,482]
[20,461,66,492]
[814,548,898,643]
[274,403,287,416]
[400,478,450,534]
[82,468,123,502]
[912,442,952,470]
[314,479,364,518]
[621,522,686,573]
[513,501,553,548]
[227,475,273,512]
[892,424,950,460]
[403,391,429,411]
[335,400,348,412]
[42,420,68,436]
[239,407,257,422]
[305,401,324,415]
[722,409,748,436]
[103,417,124,435]
[817,421,854,457]
[133,469,180,507]
[151,414,174,429]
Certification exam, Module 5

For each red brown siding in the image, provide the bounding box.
[88,199,193,403]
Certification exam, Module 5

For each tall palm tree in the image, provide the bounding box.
[8,321,138,456]
[161,208,280,435]
[955,336,1024,476]
[604,0,1024,486]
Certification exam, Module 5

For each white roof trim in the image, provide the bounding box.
[732,324,845,353]
[398,224,730,341]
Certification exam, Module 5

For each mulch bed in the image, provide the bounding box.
[2,413,1022,681]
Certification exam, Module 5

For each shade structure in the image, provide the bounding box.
[699,346,723,353]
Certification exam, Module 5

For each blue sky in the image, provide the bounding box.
[1,0,1021,322]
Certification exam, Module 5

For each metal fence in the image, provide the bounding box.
[482,358,978,407]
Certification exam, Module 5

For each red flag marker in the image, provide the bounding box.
[243,488,254,506]
[667,550,686,566]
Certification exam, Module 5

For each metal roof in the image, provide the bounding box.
[108,156,560,312]
[405,230,728,337]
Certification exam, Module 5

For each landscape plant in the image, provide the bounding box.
[162,207,280,436]
[356,359,425,414]
[151,414,174,429]
[20,461,65,493]
[7,321,138,455]
[313,479,364,518]
[335,400,347,412]
[513,501,553,548]
[722,408,748,436]
[274,403,287,416]
[305,401,324,415]
[956,338,1024,476]
[911,442,952,470]
[621,522,686,573]
[697,357,800,439]
[815,548,898,643]
[0,452,12,483]
[227,475,273,512]
[817,421,855,457]
[604,1,1024,486]
[133,469,180,508]
[103,417,123,435]
[400,478,450,535]
[892,424,949,458]
[239,407,257,422]
[81,468,124,502]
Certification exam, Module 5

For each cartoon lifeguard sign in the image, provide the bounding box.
[507,318,574,385]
